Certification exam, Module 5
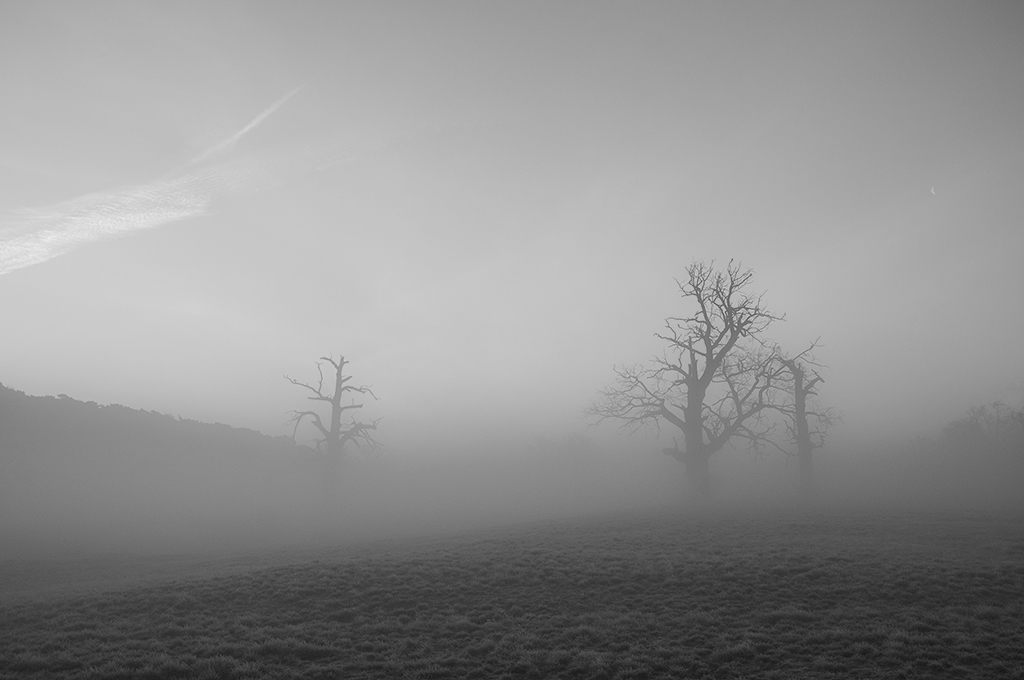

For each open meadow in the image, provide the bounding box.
[2,507,1023,680]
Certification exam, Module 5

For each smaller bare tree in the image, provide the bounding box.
[285,355,380,483]
[773,341,837,496]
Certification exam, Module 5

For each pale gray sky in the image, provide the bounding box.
[1,1,1022,452]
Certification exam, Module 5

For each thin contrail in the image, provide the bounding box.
[0,140,378,277]
[0,81,412,277]
[0,87,307,277]
[185,85,305,167]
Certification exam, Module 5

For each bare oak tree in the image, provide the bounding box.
[285,355,380,483]
[588,260,782,496]
[774,342,837,496]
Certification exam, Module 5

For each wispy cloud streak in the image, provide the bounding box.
[185,86,305,167]
[0,89,307,276]
[1,168,217,275]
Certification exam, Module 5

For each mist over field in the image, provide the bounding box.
[1,384,1021,560]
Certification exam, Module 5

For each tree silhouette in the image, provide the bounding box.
[772,341,837,496]
[588,260,782,496]
[285,355,379,493]
[943,402,1024,456]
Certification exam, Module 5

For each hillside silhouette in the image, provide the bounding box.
[0,383,322,554]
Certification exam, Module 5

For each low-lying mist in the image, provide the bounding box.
[0,427,684,557]
[1,386,1022,559]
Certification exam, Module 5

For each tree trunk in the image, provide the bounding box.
[798,450,813,497]
[681,386,713,498]
[684,453,712,498]
[792,365,814,497]
[319,448,342,506]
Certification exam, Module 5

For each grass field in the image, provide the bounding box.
[2,508,1023,679]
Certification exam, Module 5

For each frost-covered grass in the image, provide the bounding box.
[2,509,1023,679]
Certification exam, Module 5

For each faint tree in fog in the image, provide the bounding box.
[943,402,1024,456]
[588,260,782,497]
[772,341,838,496]
[932,402,1024,498]
[285,355,380,493]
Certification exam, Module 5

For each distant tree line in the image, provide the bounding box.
[939,402,1024,460]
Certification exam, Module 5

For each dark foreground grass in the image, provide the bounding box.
[2,509,1023,679]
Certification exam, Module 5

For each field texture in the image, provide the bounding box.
[2,509,1023,679]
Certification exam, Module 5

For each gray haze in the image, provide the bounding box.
[1,2,1023,556]
[1,387,1020,558]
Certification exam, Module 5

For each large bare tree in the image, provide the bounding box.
[285,355,380,481]
[588,260,782,496]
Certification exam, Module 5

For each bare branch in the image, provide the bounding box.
[288,409,329,441]
[283,375,333,402]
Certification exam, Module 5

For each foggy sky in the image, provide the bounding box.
[1,1,1022,454]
